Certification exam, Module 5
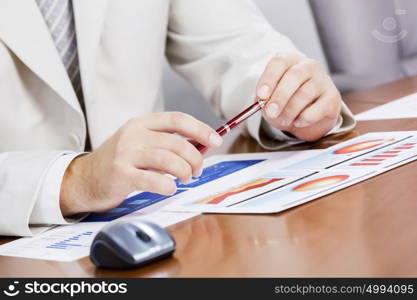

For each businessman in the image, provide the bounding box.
[0,0,355,236]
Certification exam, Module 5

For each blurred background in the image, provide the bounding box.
[163,0,417,127]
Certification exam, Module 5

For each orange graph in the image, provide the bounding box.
[334,138,394,154]
[196,178,283,205]
[293,175,349,192]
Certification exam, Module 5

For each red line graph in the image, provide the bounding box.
[362,159,384,162]
[374,154,397,158]
[352,163,379,166]
[349,140,416,167]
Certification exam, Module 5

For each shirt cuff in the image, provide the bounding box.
[260,118,301,143]
[29,152,85,225]
[326,115,343,135]
[261,115,344,142]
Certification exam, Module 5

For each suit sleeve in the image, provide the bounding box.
[0,151,79,236]
[29,153,85,225]
[166,0,356,148]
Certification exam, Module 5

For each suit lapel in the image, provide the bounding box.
[73,0,109,97]
[0,0,82,114]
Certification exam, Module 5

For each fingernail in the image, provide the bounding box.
[209,133,223,147]
[266,103,279,119]
[183,176,192,184]
[278,118,291,127]
[294,120,311,128]
[194,167,203,178]
[168,187,177,196]
[257,85,271,99]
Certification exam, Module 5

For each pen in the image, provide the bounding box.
[191,98,268,154]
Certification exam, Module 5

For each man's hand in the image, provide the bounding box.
[60,112,223,216]
[257,53,342,142]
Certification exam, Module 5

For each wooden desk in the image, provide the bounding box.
[1,76,417,278]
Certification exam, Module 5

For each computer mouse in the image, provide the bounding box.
[90,220,176,269]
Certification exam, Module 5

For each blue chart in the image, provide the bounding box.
[83,160,264,222]
[46,231,94,250]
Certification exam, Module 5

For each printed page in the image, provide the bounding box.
[355,93,417,120]
[164,131,417,214]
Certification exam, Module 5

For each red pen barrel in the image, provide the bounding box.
[189,99,266,154]
[216,125,229,136]
[189,140,208,154]
[190,125,228,154]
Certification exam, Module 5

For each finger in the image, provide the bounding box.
[294,94,341,128]
[144,131,204,177]
[266,59,318,123]
[130,169,177,196]
[274,79,323,128]
[140,112,222,148]
[134,148,193,184]
[256,53,301,100]
[291,117,339,142]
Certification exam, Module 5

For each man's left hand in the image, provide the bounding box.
[257,53,342,142]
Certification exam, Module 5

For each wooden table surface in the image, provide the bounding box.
[1,76,417,278]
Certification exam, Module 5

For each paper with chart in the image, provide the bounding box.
[355,92,417,120]
[164,131,417,214]
[0,151,319,262]
[3,131,417,261]
[81,150,320,222]
[0,222,104,262]
[0,211,199,262]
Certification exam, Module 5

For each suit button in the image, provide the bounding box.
[69,134,82,149]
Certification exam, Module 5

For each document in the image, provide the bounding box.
[4,132,415,261]
[0,222,104,262]
[0,211,199,262]
[163,131,417,213]
[355,92,417,120]
[0,151,318,262]
[81,150,320,222]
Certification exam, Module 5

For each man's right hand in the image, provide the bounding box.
[59,112,223,216]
